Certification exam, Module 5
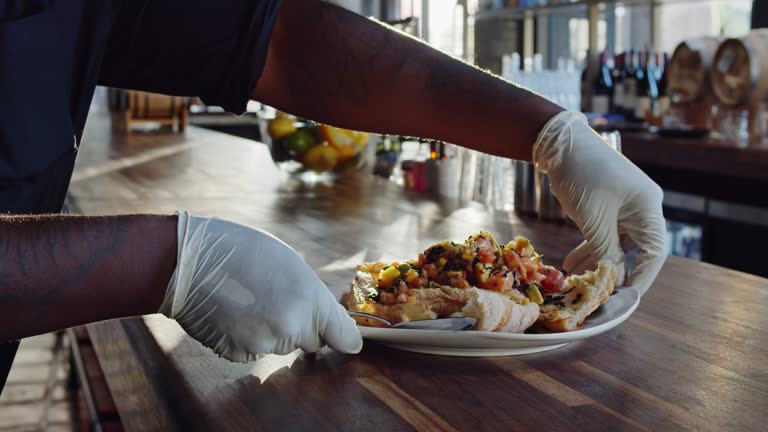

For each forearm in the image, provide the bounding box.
[0,215,177,341]
[254,0,563,161]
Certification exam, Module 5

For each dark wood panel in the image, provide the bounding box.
[621,132,768,182]
[71,115,768,431]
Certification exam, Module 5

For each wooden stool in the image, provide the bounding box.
[108,88,190,134]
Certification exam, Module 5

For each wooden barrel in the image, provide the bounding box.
[667,37,722,103]
[128,91,189,120]
[711,30,768,107]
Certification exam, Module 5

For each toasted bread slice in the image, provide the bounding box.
[343,271,538,333]
[537,261,617,332]
[461,288,540,333]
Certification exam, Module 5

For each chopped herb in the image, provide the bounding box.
[366,292,380,302]
[444,261,463,271]
[543,295,566,308]
[426,246,446,261]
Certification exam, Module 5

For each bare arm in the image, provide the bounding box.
[253,0,563,161]
[0,215,176,342]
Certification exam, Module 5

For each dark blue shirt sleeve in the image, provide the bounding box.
[98,0,282,114]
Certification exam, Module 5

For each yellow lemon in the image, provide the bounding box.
[335,142,358,161]
[352,131,369,147]
[302,144,339,172]
[267,117,297,140]
[318,125,354,147]
[319,125,365,162]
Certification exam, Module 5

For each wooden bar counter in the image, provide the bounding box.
[620,131,768,207]
[69,115,768,431]
[621,131,768,181]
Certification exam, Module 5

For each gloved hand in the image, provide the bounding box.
[533,111,668,295]
[159,211,363,362]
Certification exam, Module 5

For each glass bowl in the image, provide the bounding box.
[257,110,370,178]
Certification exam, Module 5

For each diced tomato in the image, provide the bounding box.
[467,235,498,265]
[448,272,471,289]
[408,274,428,288]
[520,257,539,280]
[424,263,438,280]
[537,265,565,293]
[502,248,524,277]
[479,269,515,292]
[502,248,543,285]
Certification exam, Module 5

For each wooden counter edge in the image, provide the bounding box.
[87,318,217,432]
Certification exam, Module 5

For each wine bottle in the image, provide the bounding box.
[612,53,627,115]
[591,51,613,114]
[635,50,659,121]
[624,49,639,120]
[580,52,590,112]
[656,52,670,117]
[429,140,438,160]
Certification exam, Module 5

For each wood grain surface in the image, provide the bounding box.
[71,114,768,432]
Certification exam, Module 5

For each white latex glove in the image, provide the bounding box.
[533,111,668,295]
[159,212,362,362]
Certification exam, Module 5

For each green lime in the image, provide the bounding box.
[286,128,317,156]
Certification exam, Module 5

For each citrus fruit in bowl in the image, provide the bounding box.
[259,110,370,176]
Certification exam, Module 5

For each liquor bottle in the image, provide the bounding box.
[591,51,614,114]
[624,49,639,120]
[376,135,388,155]
[580,52,590,112]
[656,52,670,117]
[634,50,659,121]
[612,53,627,115]
[429,140,438,160]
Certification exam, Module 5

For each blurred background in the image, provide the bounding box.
[6,1,768,430]
[94,0,768,282]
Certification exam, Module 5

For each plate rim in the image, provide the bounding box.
[377,342,570,357]
[357,286,641,341]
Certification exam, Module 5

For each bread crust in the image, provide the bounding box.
[537,261,617,331]
[460,288,539,333]
[344,260,618,333]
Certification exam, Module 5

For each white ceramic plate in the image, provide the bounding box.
[358,287,641,357]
